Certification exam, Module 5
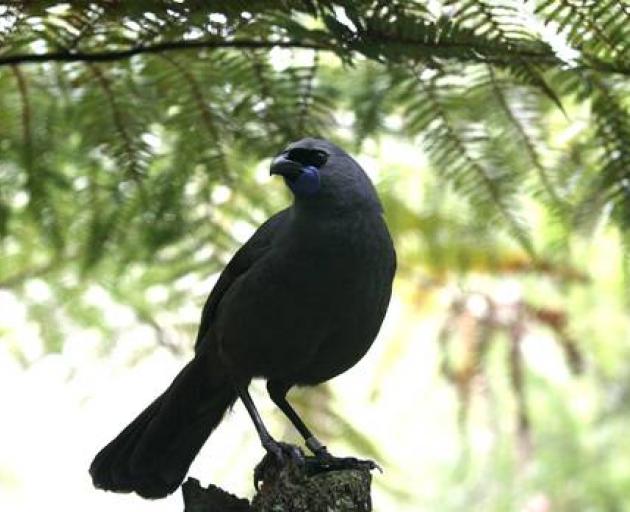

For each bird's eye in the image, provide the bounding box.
[287,148,328,168]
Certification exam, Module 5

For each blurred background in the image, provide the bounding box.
[1,2,630,511]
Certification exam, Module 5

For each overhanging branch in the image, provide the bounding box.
[0,39,330,67]
[1,35,628,78]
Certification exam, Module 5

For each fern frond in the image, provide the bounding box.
[401,70,534,254]
[444,0,536,42]
[589,77,630,227]
[10,64,65,250]
[536,0,630,61]
[160,53,231,180]
[486,65,565,212]
[501,59,566,114]
[87,64,142,179]
[286,51,320,135]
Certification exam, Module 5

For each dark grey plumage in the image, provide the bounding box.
[90,138,396,498]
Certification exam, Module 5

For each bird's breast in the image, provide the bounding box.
[215,210,395,381]
[274,212,395,314]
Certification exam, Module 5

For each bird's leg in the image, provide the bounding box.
[235,382,304,489]
[266,381,381,474]
[266,381,329,456]
[236,382,278,456]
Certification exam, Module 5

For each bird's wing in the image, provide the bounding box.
[194,207,290,352]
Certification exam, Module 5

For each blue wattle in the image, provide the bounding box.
[287,165,321,197]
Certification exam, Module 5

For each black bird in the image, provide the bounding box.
[89,138,396,499]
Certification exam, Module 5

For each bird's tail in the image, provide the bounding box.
[89,353,237,499]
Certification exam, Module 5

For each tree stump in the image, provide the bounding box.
[182,456,373,512]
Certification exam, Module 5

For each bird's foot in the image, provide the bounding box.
[305,447,382,476]
[254,440,305,490]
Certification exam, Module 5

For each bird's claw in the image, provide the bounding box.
[253,441,380,489]
[254,441,305,490]
[305,449,382,475]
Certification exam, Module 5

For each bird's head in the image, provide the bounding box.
[270,138,381,212]
[270,138,331,197]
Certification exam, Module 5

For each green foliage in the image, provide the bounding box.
[0,0,628,349]
[1,3,630,509]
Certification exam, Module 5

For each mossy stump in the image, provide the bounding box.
[183,457,373,512]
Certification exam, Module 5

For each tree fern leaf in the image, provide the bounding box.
[487,65,566,213]
[160,53,231,180]
[10,64,65,251]
[401,72,534,254]
[87,63,149,182]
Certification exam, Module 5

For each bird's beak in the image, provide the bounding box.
[270,154,303,179]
